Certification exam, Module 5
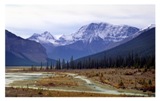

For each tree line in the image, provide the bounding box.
[31,53,155,70]
[73,54,155,69]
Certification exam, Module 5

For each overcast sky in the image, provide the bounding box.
[5,5,155,39]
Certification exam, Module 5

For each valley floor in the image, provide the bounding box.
[5,67,155,97]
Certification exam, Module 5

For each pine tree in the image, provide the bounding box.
[56,59,61,70]
[62,59,65,69]
[70,56,74,69]
[46,62,49,70]
[40,62,42,70]
[50,62,53,70]
[66,61,69,69]
[56,60,58,69]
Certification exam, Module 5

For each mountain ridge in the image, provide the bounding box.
[5,30,56,66]
[28,22,141,60]
[75,27,155,62]
[28,22,140,46]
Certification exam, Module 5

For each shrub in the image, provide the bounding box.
[38,91,43,95]
[118,80,125,89]
[124,72,133,75]
[148,79,152,86]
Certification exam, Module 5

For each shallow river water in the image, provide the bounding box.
[5,72,51,86]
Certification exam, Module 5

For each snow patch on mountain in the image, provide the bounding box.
[28,31,60,46]
[131,24,156,39]
[141,24,155,31]
[27,22,155,60]
[66,22,140,43]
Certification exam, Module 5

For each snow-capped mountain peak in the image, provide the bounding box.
[29,31,55,40]
[28,31,59,45]
[40,31,55,40]
[27,22,155,61]
[28,22,140,46]
[69,22,140,43]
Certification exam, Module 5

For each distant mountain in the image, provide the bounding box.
[75,27,155,62]
[60,22,139,43]
[28,31,59,45]
[5,30,55,66]
[28,22,140,60]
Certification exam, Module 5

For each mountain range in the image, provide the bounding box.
[75,27,155,63]
[6,22,155,66]
[5,30,56,66]
[28,22,141,60]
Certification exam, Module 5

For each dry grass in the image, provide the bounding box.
[6,67,155,94]
[5,87,135,97]
[64,68,155,92]
[36,75,78,87]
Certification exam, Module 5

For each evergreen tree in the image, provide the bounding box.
[70,56,74,69]
[40,62,42,70]
[56,59,61,70]
[62,59,65,69]
[50,62,53,70]
[66,61,70,69]
[46,62,49,70]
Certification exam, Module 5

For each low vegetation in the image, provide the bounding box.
[36,75,78,87]
[5,87,136,97]
[66,68,155,93]
[6,68,155,97]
